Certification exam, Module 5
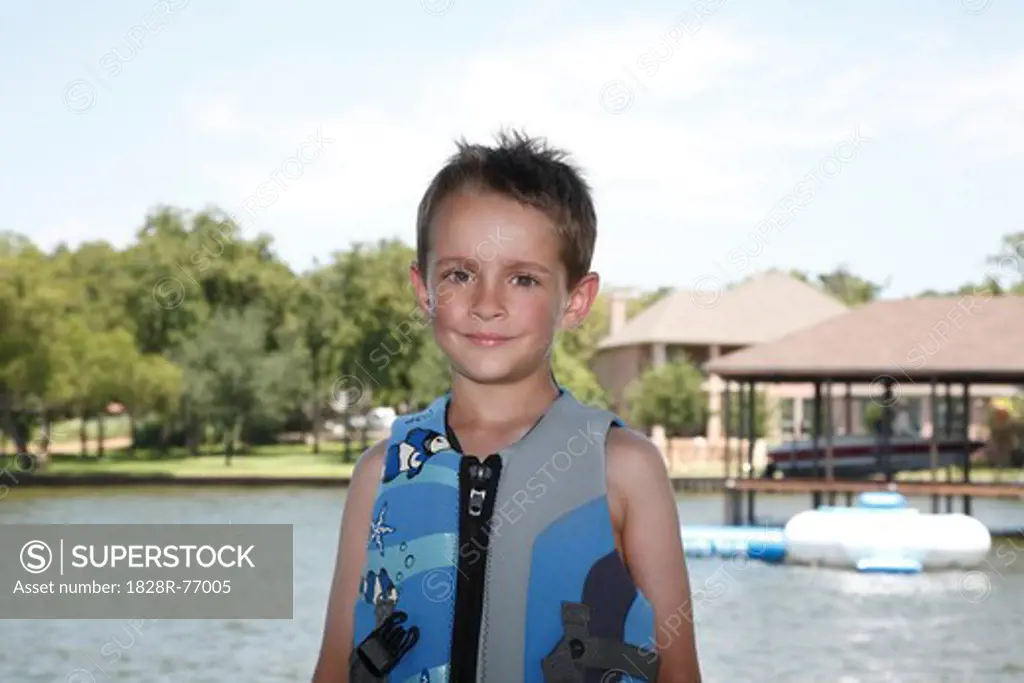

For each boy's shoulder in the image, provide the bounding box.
[605,423,671,498]
[352,438,388,486]
[606,424,666,468]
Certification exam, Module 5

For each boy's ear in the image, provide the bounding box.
[560,272,600,330]
[409,261,431,317]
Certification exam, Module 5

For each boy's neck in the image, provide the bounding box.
[447,367,560,429]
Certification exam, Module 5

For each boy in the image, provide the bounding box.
[313,131,702,682]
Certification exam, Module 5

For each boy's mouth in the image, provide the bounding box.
[463,332,513,347]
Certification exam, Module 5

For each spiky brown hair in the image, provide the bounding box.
[415,129,597,287]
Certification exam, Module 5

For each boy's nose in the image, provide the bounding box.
[470,279,506,321]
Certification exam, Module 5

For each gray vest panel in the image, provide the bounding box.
[475,391,617,682]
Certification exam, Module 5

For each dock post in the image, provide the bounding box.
[961,382,973,517]
[944,382,954,513]
[724,481,742,526]
[825,380,835,506]
[723,481,730,525]
[812,383,822,479]
[880,379,894,483]
[723,479,732,525]
[929,381,940,514]
[745,381,756,526]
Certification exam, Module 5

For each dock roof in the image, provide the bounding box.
[705,293,1024,384]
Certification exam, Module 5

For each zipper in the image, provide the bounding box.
[467,461,491,517]
[450,452,501,682]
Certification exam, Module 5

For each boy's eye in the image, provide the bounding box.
[443,269,471,283]
[512,274,539,287]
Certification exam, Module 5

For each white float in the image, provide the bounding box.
[782,492,992,573]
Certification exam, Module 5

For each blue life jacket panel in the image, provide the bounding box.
[351,390,660,682]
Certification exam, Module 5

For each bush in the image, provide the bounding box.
[721,389,769,439]
[132,418,187,449]
[240,418,282,446]
[627,359,707,437]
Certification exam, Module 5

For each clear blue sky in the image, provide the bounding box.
[2,0,1021,297]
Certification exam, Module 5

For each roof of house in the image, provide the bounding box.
[596,270,849,350]
[705,293,1024,383]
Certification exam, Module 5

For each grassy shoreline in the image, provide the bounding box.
[3,447,357,479]
[3,446,1020,484]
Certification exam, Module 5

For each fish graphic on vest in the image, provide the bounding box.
[360,567,399,625]
[382,428,450,483]
[349,389,661,682]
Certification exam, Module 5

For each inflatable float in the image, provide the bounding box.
[681,492,992,573]
[679,525,786,563]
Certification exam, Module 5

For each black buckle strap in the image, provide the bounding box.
[349,610,420,681]
[542,602,660,682]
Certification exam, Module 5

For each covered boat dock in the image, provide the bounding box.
[704,292,1024,524]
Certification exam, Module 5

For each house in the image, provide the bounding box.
[591,270,850,440]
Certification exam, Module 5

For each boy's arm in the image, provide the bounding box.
[311,440,387,683]
[607,427,702,683]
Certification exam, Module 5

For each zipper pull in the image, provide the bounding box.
[468,489,486,517]
[467,462,491,517]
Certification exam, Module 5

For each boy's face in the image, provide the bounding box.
[411,189,598,385]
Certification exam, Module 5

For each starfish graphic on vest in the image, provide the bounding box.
[367,502,395,557]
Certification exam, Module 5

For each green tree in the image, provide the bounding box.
[121,207,211,355]
[122,207,294,356]
[559,293,609,362]
[627,359,707,436]
[987,231,1024,294]
[0,235,87,457]
[47,318,132,457]
[630,287,671,315]
[290,267,354,452]
[790,266,885,306]
[552,335,608,407]
[118,350,184,456]
[863,401,884,434]
[51,240,132,333]
[0,238,52,454]
[178,306,301,463]
[332,239,429,406]
[406,340,451,410]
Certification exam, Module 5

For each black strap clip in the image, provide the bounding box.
[350,610,420,679]
[541,602,660,682]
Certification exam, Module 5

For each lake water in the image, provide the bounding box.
[1,486,1023,682]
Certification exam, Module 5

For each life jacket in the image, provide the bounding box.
[349,389,661,682]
